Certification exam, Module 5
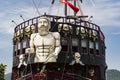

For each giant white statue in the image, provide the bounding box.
[26,16,61,63]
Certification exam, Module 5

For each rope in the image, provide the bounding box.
[57,3,60,16]
[89,0,96,7]
[19,54,34,79]
[67,73,92,80]
[27,53,34,80]
[48,4,53,15]
[21,55,28,74]
[68,0,71,15]
[17,68,20,80]
[61,53,68,80]
[34,0,42,17]
[32,0,41,16]
[76,0,84,16]
[17,54,30,79]
[61,35,71,80]
[76,0,86,22]
[48,1,61,16]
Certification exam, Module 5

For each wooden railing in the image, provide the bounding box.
[14,15,105,41]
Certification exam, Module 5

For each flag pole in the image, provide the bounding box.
[65,4,67,16]
[65,1,67,22]
[74,0,76,16]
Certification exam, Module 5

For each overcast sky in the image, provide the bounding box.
[0,0,120,74]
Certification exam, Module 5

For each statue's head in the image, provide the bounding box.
[37,16,51,36]
[74,52,81,59]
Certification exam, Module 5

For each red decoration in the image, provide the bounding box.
[60,0,79,13]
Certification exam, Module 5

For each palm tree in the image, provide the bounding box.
[0,64,6,80]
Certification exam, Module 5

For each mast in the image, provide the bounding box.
[65,3,67,17]
[64,0,78,17]
[64,0,67,22]
[74,0,76,16]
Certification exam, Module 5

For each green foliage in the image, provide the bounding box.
[0,64,6,80]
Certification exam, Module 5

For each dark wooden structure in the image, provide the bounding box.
[12,14,107,80]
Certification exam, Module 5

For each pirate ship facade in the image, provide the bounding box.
[12,0,107,80]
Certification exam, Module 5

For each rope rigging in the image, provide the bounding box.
[17,53,34,80]
[89,0,96,7]
[48,4,54,15]
[32,0,41,16]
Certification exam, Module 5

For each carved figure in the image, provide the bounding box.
[70,52,84,66]
[18,54,27,68]
[26,16,61,63]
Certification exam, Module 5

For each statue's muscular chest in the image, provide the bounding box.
[33,34,55,47]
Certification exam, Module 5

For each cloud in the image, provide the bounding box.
[1,0,120,37]
[0,4,64,34]
[81,0,120,27]
[1,0,120,35]
[0,40,11,48]
[0,13,5,18]
[111,32,120,35]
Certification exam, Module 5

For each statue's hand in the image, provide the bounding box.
[79,61,85,66]
[25,48,34,54]
[44,53,57,64]
[49,53,58,59]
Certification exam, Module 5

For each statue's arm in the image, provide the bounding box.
[53,32,62,56]
[44,32,61,63]
[25,33,36,54]
[30,33,36,48]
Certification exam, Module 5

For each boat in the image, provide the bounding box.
[11,0,107,80]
